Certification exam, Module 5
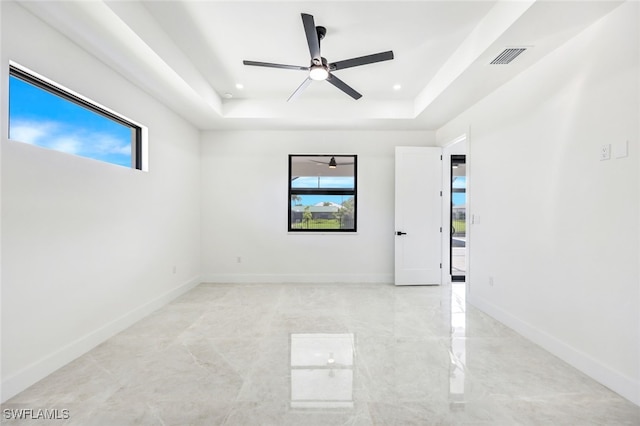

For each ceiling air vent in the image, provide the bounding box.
[490,48,527,65]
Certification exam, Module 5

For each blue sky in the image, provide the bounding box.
[452,177,467,206]
[291,176,465,206]
[452,193,466,206]
[291,176,354,189]
[9,75,132,167]
[294,193,465,207]
[291,176,354,206]
[293,194,353,206]
[294,194,464,207]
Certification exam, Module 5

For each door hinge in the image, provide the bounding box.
[439,263,442,269]
[440,191,442,196]
[439,227,442,233]
[440,155,443,160]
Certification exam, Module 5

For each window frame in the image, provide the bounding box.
[8,63,144,170]
[288,154,358,233]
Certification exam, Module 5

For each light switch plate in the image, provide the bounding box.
[614,140,628,159]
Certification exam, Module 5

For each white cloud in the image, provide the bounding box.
[9,120,59,145]
[93,133,131,156]
[10,118,131,161]
[50,136,81,155]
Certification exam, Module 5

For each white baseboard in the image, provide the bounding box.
[468,293,640,406]
[1,275,201,403]
[202,273,393,284]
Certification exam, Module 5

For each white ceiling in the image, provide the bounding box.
[18,0,623,130]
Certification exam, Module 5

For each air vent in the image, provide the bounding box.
[490,48,527,65]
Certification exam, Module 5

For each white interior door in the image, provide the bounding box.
[395,146,442,285]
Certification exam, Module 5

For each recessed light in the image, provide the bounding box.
[223,93,233,99]
[393,84,402,91]
[235,83,244,90]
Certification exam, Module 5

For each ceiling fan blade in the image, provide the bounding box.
[301,13,321,62]
[310,160,355,165]
[326,74,362,100]
[287,77,312,102]
[329,51,394,71]
[243,60,309,71]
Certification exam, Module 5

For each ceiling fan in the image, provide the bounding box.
[243,13,394,101]
[310,156,354,168]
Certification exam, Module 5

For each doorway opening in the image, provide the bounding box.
[450,155,466,281]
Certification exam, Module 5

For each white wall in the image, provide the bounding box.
[1,2,201,401]
[201,130,434,283]
[437,2,639,404]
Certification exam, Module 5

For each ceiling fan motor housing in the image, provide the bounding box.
[312,56,329,67]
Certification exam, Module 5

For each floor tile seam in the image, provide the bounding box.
[451,390,616,403]
[24,365,122,408]
[457,335,530,344]
[178,340,229,376]
[481,392,631,405]
[450,362,600,395]
[204,282,392,291]
[4,393,63,408]
[233,352,290,386]
[203,339,261,383]
[84,352,129,389]
[144,402,166,426]
[219,404,238,426]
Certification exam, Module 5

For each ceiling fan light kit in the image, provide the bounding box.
[309,65,329,81]
[243,13,394,101]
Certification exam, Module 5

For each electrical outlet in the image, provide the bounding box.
[172,266,177,274]
[489,276,494,287]
[600,144,611,161]
[236,256,242,263]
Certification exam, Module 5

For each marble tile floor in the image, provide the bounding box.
[2,282,639,425]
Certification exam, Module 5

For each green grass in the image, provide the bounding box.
[291,219,342,229]
[452,219,466,234]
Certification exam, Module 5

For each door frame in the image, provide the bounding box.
[450,155,466,282]
[442,135,468,285]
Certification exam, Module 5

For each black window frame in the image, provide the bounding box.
[8,64,143,170]
[288,154,358,233]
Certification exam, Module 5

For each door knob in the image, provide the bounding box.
[396,231,407,236]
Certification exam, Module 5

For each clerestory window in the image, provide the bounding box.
[8,63,144,170]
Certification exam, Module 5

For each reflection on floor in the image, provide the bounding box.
[3,283,639,425]
[451,237,466,277]
[290,333,354,409]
